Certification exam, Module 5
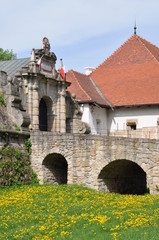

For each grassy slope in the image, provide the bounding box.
[0,184,159,240]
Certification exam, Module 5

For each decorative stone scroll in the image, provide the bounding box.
[0,71,7,87]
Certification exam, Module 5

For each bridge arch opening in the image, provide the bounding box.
[39,96,54,132]
[98,160,146,195]
[42,153,68,184]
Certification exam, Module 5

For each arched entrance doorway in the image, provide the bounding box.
[42,153,68,184]
[39,98,47,131]
[98,160,146,194]
[39,96,54,131]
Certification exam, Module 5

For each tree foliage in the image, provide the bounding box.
[0,48,16,60]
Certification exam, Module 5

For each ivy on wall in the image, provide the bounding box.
[25,138,32,155]
[0,93,6,107]
[0,145,39,186]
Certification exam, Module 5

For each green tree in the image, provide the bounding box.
[0,48,16,60]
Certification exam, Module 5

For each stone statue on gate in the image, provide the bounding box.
[42,37,50,55]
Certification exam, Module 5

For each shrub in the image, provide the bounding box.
[0,146,38,186]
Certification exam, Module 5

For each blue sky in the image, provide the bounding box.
[1,0,159,73]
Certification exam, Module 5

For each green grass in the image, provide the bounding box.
[0,184,159,240]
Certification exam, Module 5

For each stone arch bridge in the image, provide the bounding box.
[31,131,159,194]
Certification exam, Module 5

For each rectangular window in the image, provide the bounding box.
[126,120,138,131]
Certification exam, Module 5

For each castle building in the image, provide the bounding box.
[67,32,159,139]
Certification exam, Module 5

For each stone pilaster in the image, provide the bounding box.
[56,82,62,132]
[32,79,39,130]
[56,82,66,133]
[27,80,33,129]
[59,83,66,133]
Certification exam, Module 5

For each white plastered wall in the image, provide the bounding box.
[107,105,159,131]
[81,104,159,135]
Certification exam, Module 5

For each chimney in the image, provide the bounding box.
[85,66,95,75]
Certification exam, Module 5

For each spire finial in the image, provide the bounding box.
[59,58,63,70]
[134,20,137,35]
[30,48,36,62]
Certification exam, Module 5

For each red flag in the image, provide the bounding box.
[37,58,41,70]
[60,67,65,80]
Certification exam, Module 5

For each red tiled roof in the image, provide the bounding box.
[67,34,159,107]
[91,34,159,106]
[66,70,109,106]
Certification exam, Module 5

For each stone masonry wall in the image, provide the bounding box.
[30,131,159,194]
